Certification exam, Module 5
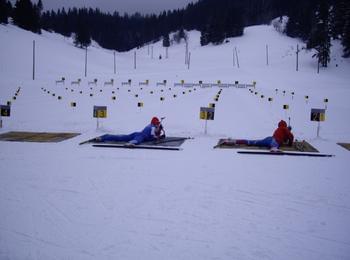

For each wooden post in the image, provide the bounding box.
[235,47,240,68]
[233,49,235,67]
[188,52,191,70]
[266,44,269,66]
[134,51,136,69]
[296,44,299,71]
[185,41,189,65]
[84,47,87,77]
[32,40,35,80]
[113,51,116,74]
[187,42,189,64]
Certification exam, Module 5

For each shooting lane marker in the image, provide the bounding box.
[324,98,329,110]
[0,105,11,128]
[93,106,107,130]
[311,108,326,138]
[200,107,215,135]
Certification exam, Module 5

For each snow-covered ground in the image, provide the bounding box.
[0,21,350,260]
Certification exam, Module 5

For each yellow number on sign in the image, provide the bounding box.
[200,111,207,120]
[319,113,326,121]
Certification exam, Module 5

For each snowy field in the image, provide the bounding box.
[1,21,350,259]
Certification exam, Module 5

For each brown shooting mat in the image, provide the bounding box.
[214,139,319,152]
[337,143,350,151]
[0,131,80,143]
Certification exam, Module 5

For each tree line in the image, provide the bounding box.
[0,0,42,33]
[285,0,350,64]
[1,0,350,66]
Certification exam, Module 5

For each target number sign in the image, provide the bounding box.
[200,107,215,120]
[93,106,107,118]
[0,105,10,117]
[311,108,325,122]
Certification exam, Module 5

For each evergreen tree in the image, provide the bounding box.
[13,0,30,29]
[32,0,43,33]
[13,0,41,33]
[6,0,12,18]
[200,24,210,46]
[74,18,91,48]
[162,33,170,47]
[61,8,72,37]
[342,3,350,57]
[38,0,349,54]
[178,28,187,42]
[330,0,346,39]
[37,0,42,12]
[224,2,244,38]
[173,28,187,43]
[0,0,10,24]
[285,0,317,41]
[307,0,331,67]
[207,18,226,45]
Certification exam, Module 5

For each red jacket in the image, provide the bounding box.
[273,120,294,146]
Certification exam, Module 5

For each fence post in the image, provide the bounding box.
[233,49,235,67]
[235,47,240,68]
[32,40,35,80]
[84,47,87,77]
[134,51,137,69]
[114,51,116,74]
[296,44,299,71]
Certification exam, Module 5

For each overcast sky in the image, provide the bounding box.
[21,0,198,14]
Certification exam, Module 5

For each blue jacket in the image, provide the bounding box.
[99,123,158,144]
[140,123,157,141]
[125,123,157,144]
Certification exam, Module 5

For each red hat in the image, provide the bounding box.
[278,120,287,127]
[151,117,160,125]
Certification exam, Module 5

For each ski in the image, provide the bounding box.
[150,136,194,145]
[79,136,193,146]
[92,144,182,151]
[237,150,334,157]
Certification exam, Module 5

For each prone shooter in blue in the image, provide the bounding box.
[95,117,165,145]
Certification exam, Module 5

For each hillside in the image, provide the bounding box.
[0,22,350,260]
